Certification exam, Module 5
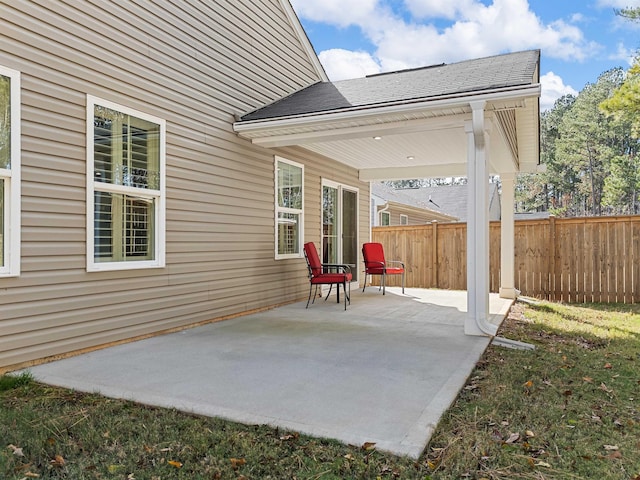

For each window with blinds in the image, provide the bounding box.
[87,96,165,271]
[275,157,304,259]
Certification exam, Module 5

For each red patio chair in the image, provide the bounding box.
[303,242,352,310]
[362,242,405,295]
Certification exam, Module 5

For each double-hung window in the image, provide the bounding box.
[275,156,303,258]
[87,96,165,271]
[0,66,20,277]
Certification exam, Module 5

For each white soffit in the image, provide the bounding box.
[235,87,541,179]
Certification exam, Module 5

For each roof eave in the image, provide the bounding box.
[234,84,541,135]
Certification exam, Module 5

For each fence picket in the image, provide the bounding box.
[372,215,640,304]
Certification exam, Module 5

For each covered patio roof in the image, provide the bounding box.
[234,49,541,337]
[234,50,541,181]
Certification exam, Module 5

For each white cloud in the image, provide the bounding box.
[540,72,578,111]
[403,0,477,20]
[290,0,378,27]
[294,0,600,83]
[596,0,640,7]
[318,49,382,80]
[609,43,637,64]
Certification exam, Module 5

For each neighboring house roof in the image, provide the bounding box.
[371,183,458,222]
[396,184,501,222]
[514,211,550,221]
[241,50,539,121]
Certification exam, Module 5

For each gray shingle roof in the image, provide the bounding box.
[241,50,539,121]
[394,183,500,222]
[371,183,438,211]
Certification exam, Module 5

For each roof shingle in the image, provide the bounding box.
[241,50,539,121]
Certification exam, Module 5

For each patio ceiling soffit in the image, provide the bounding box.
[234,85,541,181]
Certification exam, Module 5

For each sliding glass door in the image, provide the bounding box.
[322,181,358,282]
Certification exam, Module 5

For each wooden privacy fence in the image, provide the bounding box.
[371,215,640,304]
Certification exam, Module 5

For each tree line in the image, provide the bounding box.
[390,9,640,218]
[516,7,640,217]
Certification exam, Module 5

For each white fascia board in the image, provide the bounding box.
[234,84,541,137]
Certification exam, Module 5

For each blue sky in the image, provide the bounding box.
[291,0,640,110]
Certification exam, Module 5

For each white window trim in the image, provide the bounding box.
[0,65,21,277]
[400,214,409,225]
[86,95,166,272]
[275,156,304,259]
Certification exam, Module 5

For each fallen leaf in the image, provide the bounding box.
[50,455,65,468]
[600,383,613,393]
[582,376,593,383]
[603,445,619,451]
[613,419,624,427]
[344,453,355,460]
[23,472,40,478]
[127,474,136,480]
[604,363,613,369]
[535,461,552,467]
[563,389,573,397]
[8,444,24,457]
[230,458,246,470]
[523,380,533,388]
[505,433,520,444]
[167,460,182,468]
[607,451,623,460]
[525,430,535,438]
[362,442,376,451]
[279,433,299,441]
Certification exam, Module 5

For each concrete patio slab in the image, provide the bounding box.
[24,288,513,459]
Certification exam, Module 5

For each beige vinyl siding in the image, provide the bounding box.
[0,0,344,369]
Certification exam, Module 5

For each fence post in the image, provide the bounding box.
[431,221,438,288]
[549,215,556,301]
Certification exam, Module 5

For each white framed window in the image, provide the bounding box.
[400,214,409,225]
[0,66,21,277]
[86,96,166,271]
[380,211,390,226]
[275,156,303,259]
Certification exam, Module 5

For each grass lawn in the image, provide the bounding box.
[1,300,639,479]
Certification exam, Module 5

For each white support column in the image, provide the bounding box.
[499,172,518,299]
[465,102,498,336]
